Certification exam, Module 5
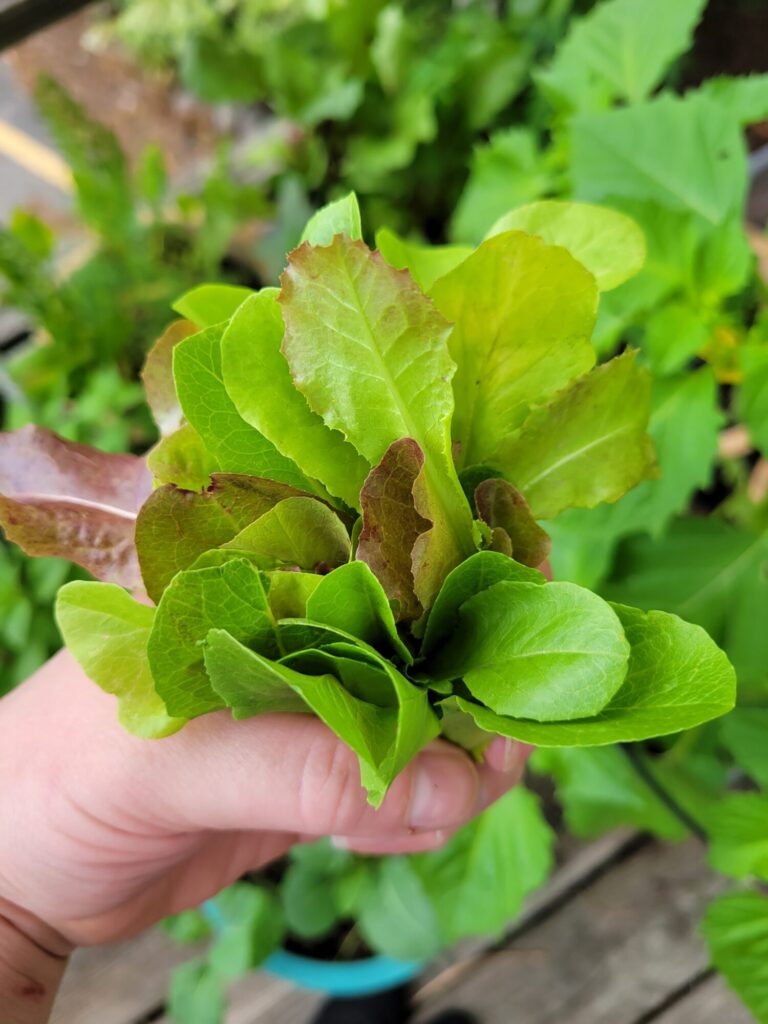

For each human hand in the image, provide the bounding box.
[0,650,529,1022]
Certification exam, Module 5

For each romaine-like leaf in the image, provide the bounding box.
[0,426,151,589]
[136,475,309,602]
[456,603,735,745]
[300,193,362,246]
[474,479,551,568]
[306,561,412,664]
[141,320,197,436]
[708,794,768,881]
[148,559,277,718]
[485,201,645,291]
[375,227,471,291]
[430,581,629,721]
[571,93,747,226]
[173,324,318,492]
[279,235,474,592]
[223,497,351,571]
[703,892,768,1023]
[203,629,309,718]
[172,284,254,328]
[266,570,322,620]
[499,350,655,519]
[56,580,183,738]
[429,231,597,468]
[221,290,369,508]
[421,550,545,659]
[146,424,221,493]
[356,437,431,621]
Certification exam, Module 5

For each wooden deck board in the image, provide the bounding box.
[412,839,728,1024]
[657,974,754,1024]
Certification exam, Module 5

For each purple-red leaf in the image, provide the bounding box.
[0,426,152,588]
[475,478,551,568]
[357,438,431,621]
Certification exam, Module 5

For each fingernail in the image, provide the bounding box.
[486,737,534,776]
[408,749,478,830]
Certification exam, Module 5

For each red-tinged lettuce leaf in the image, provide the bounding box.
[357,438,431,621]
[136,474,313,602]
[146,423,221,492]
[0,426,152,589]
[475,478,551,568]
[141,320,198,436]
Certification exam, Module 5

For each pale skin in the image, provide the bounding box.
[0,649,530,1024]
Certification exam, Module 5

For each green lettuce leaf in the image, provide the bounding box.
[430,231,597,469]
[223,497,351,571]
[430,581,629,721]
[498,350,656,519]
[486,200,645,291]
[173,323,318,492]
[279,235,474,599]
[141,320,197,436]
[375,227,472,292]
[147,424,221,492]
[305,561,412,664]
[221,290,369,508]
[172,284,254,328]
[421,550,545,659]
[148,558,277,718]
[708,794,768,881]
[456,603,735,745]
[203,628,309,718]
[56,580,183,738]
[300,192,362,246]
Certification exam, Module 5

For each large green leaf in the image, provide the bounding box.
[173,324,317,491]
[299,193,362,246]
[56,581,183,738]
[412,787,554,943]
[548,367,721,589]
[571,93,747,226]
[486,201,645,291]
[136,475,309,602]
[221,291,369,508]
[457,603,735,745]
[430,231,597,469]
[279,235,474,594]
[430,581,629,721]
[203,629,309,718]
[421,551,545,659]
[148,559,277,718]
[357,857,442,962]
[172,284,254,328]
[375,227,472,292]
[708,794,768,881]
[538,0,706,109]
[306,561,412,664]
[499,350,655,519]
[703,891,768,1023]
[700,73,768,127]
[147,424,221,492]
[224,497,351,572]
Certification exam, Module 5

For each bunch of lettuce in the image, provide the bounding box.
[0,196,736,804]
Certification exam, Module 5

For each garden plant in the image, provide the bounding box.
[0,193,738,1019]
[0,78,266,694]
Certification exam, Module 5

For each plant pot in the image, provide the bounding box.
[201,898,421,997]
[262,948,422,997]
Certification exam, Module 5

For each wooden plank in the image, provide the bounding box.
[51,929,196,1024]
[657,974,754,1024]
[412,839,727,1024]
